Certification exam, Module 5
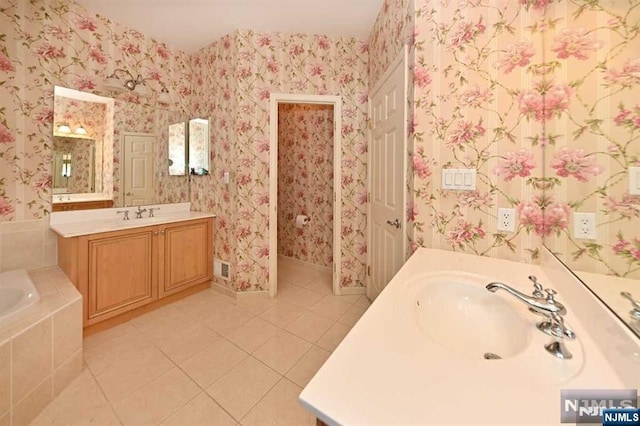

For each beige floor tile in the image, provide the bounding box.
[275,285,324,309]
[235,296,278,315]
[12,376,52,426]
[337,302,369,327]
[259,302,306,328]
[223,317,279,353]
[284,312,334,343]
[354,295,372,308]
[145,321,220,363]
[173,289,234,319]
[0,412,8,426]
[278,265,319,286]
[201,303,255,334]
[161,392,236,426]
[308,295,352,321]
[129,304,195,333]
[206,356,280,420]
[316,322,352,352]
[253,331,312,374]
[302,273,334,296]
[83,321,140,351]
[336,293,363,304]
[112,367,200,425]
[180,339,248,388]
[241,378,314,426]
[83,327,151,376]
[93,343,174,403]
[285,346,331,388]
[31,376,120,426]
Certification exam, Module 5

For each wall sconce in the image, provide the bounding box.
[57,123,71,133]
[74,125,87,135]
[104,68,171,103]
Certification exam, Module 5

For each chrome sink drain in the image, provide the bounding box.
[484,352,502,360]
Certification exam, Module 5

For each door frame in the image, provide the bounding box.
[366,46,408,299]
[268,93,343,298]
[120,132,156,207]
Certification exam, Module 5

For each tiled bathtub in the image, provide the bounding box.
[0,266,82,425]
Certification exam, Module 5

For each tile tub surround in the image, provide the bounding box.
[300,248,640,425]
[0,266,83,425]
[0,219,58,273]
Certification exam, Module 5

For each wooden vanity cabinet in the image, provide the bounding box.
[158,219,213,298]
[58,217,214,326]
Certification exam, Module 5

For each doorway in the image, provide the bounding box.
[367,47,408,301]
[121,132,156,206]
[268,94,342,297]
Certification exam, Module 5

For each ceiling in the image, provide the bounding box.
[76,0,385,53]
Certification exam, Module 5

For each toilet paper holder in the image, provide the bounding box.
[295,215,311,228]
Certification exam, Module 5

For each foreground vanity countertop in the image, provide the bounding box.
[50,202,215,237]
[299,248,636,426]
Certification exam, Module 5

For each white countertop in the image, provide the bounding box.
[50,202,215,238]
[299,248,633,426]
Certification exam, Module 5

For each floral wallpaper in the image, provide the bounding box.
[191,30,368,292]
[0,0,192,220]
[277,103,334,268]
[543,1,640,279]
[409,0,548,264]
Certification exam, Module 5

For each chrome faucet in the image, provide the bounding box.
[486,282,566,316]
[621,292,640,320]
[486,280,574,359]
[134,205,147,219]
[116,210,130,220]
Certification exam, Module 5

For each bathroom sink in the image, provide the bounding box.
[400,272,532,359]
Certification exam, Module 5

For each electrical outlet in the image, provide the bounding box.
[573,212,596,240]
[497,208,516,232]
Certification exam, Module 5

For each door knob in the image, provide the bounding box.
[386,219,401,229]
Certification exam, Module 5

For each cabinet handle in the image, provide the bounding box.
[160,230,165,235]
[153,231,159,236]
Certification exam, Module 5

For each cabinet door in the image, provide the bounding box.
[80,228,157,325]
[158,218,213,298]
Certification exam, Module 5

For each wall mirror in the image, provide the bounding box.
[53,86,114,203]
[52,86,192,210]
[168,122,187,176]
[188,118,210,176]
[540,3,639,338]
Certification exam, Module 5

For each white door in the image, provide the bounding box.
[123,133,155,206]
[367,48,407,301]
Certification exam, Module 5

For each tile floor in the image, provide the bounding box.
[32,261,370,425]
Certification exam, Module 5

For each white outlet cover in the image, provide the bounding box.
[573,212,597,240]
[497,208,516,232]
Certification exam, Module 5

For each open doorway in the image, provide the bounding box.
[269,94,342,297]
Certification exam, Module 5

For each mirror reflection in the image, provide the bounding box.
[52,137,96,194]
[541,2,639,338]
[189,118,209,176]
[168,122,187,176]
[52,86,192,210]
[53,86,113,202]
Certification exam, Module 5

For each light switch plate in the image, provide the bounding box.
[441,169,476,191]
[629,167,640,195]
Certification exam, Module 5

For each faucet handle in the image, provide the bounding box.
[116,210,130,220]
[148,207,160,218]
[529,275,544,298]
[621,292,640,320]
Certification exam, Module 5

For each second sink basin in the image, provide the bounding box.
[400,271,532,360]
